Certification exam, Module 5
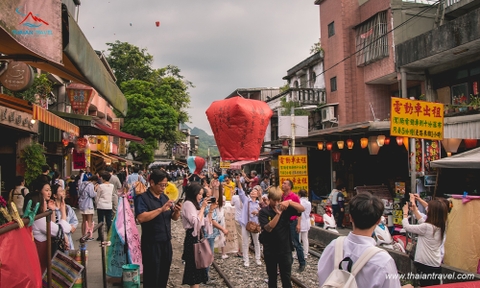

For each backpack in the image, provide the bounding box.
[322,236,384,288]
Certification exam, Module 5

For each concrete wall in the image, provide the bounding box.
[396,7,480,66]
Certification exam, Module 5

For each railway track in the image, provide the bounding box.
[209,240,324,288]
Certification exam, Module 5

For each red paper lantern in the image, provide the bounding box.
[464,139,477,149]
[384,137,391,145]
[332,151,341,162]
[346,139,354,149]
[206,96,273,161]
[326,142,333,151]
[62,139,69,147]
[396,136,403,146]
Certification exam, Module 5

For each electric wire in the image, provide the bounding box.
[314,0,442,79]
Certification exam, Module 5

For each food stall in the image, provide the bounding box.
[431,148,480,274]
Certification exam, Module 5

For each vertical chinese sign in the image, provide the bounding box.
[390,97,444,141]
[278,155,308,193]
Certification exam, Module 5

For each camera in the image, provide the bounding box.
[209,197,216,203]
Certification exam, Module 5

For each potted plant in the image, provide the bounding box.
[469,94,480,110]
[19,142,47,187]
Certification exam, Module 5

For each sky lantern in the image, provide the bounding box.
[206,96,273,161]
[155,21,160,27]
[187,156,205,174]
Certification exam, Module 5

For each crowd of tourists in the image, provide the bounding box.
[6,163,452,288]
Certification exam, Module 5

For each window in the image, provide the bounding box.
[355,11,388,66]
[330,77,337,92]
[328,22,335,37]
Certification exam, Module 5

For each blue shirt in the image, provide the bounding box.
[135,189,173,243]
[202,200,220,239]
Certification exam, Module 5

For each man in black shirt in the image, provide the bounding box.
[258,186,305,288]
[135,169,182,288]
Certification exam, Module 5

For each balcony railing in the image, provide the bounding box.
[445,0,461,8]
[276,88,326,106]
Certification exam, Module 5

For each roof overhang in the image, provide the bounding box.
[230,157,270,170]
[0,3,127,116]
[301,121,391,142]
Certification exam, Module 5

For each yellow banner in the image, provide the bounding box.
[220,161,230,169]
[279,155,308,193]
[390,97,444,140]
[279,176,308,193]
[278,155,308,175]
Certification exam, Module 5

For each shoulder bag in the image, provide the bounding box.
[193,230,213,269]
[134,175,147,195]
[245,201,261,233]
[51,224,68,255]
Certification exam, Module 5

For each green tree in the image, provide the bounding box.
[105,41,154,86]
[104,41,192,164]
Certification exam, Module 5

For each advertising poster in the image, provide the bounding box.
[278,155,308,193]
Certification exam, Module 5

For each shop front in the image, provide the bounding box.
[0,95,39,199]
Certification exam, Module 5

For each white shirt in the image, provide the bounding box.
[329,189,340,205]
[300,197,311,232]
[230,194,243,221]
[317,232,401,288]
[33,218,71,242]
[96,183,114,210]
[402,218,443,267]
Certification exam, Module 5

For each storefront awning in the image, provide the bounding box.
[107,153,142,166]
[230,157,269,170]
[431,147,480,169]
[0,4,128,116]
[33,104,79,136]
[443,114,480,139]
[302,121,390,141]
[93,121,144,144]
[91,150,118,164]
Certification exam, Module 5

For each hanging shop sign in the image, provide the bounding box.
[72,149,86,169]
[66,84,95,115]
[278,155,308,193]
[0,0,63,65]
[118,138,126,155]
[0,61,35,92]
[97,135,109,153]
[390,97,444,141]
[0,106,37,132]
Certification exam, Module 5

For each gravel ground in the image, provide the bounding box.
[167,216,320,288]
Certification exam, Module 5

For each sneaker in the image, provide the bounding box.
[298,265,306,273]
[87,237,94,241]
[256,260,262,265]
[221,254,229,259]
[244,261,249,267]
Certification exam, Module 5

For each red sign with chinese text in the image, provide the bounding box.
[66,84,95,115]
[390,97,444,141]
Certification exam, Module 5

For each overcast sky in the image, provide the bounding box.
[77,1,319,135]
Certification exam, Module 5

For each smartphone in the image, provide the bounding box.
[175,198,185,205]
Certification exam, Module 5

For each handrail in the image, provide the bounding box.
[0,210,52,234]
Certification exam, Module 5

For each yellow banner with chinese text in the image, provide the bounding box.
[279,155,308,193]
[220,161,230,169]
[390,97,444,141]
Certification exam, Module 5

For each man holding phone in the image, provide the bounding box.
[135,169,182,288]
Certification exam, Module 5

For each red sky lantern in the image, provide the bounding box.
[206,96,273,161]
[155,21,160,27]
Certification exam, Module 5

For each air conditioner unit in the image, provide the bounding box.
[321,106,336,122]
